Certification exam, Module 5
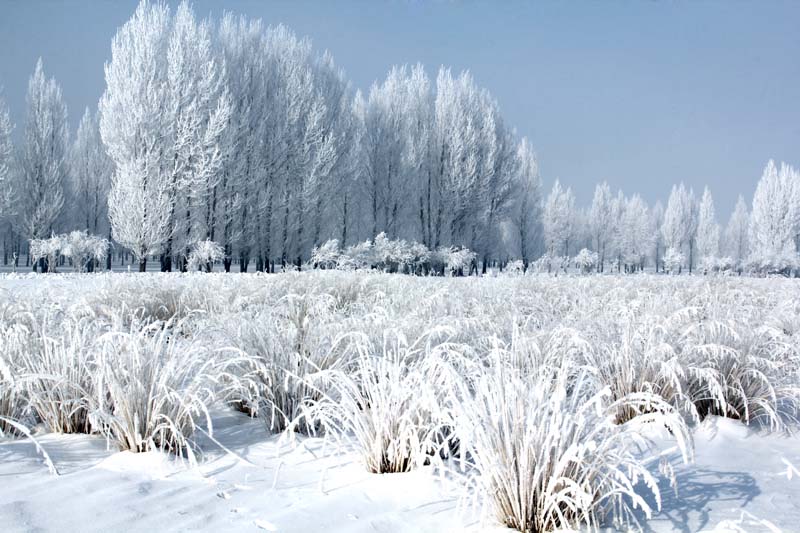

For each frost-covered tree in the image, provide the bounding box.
[651,201,664,273]
[695,187,720,269]
[749,160,799,272]
[618,194,652,272]
[543,180,575,257]
[661,183,694,273]
[16,59,69,258]
[163,2,231,271]
[357,66,418,240]
[0,94,14,222]
[70,109,112,236]
[100,1,230,272]
[423,67,516,265]
[216,13,266,271]
[309,52,358,252]
[99,0,173,271]
[510,138,542,269]
[589,182,614,272]
[70,109,113,270]
[686,188,699,273]
[724,195,749,271]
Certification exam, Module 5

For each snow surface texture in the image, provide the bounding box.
[1,411,797,532]
[1,272,799,532]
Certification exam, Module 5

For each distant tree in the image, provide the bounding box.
[16,59,69,270]
[661,183,695,273]
[510,138,542,270]
[724,195,749,272]
[749,160,799,273]
[618,194,652,272]
[543,180,575,257]
[0,94,14,222]
[589,182,614,272]
[650,201,664,272]
[70,109,112,236]
[695,186,720,271]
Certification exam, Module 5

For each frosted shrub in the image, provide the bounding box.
[310,239,341,269]
[504,259,526,275]
[746,251,798,276]
[574,248,598,274]
[60,230,109,272]
[30,232,109,272]
[407,242,431,274]
[663,247,684,274]
[29,235,63,272]
[434,246,476,275]
[299,331,451,473]
[341,240,374,270]
[331,234,432,273]
[444,350,692,532]
[186,239,224,272]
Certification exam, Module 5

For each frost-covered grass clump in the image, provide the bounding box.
[1,271,799,531]
[443,348,692,532]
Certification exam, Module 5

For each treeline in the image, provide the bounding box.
[0,1,797,275]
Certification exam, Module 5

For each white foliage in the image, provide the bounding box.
[574,248,598,273]
[17,59,69,240]
[663,247,685,274]
[749,160,800,274]
[186,240,224,272]
[0,94,14,221]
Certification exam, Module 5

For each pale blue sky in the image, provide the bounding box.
[1,1,798,217]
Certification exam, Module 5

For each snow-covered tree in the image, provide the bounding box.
[99,0,173,271]
[163,2,231,271]
[16,59,69,259]
[724,195,749,271]
[70,109,112,236]
[695,186,720,271]
[510,138,542,270]
[589,182,614,272]
[749,160,799,273]
[100,1,230,272]
[543,180,575,257]
[216,13,266,271]
[0,94,14,222]
[618,194,652,272]
[357,65,418,240]
[660,183,695,273]
[651,201,664,273]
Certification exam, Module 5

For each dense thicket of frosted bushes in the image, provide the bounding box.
[1,272,799,531]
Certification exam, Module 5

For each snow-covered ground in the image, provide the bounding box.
[0,412,797,533]
[2,272,799,532]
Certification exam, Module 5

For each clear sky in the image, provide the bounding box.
[1,1,798,218]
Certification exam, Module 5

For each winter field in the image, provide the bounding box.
[1,271,799,533]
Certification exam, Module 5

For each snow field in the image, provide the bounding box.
[1,271,799,532]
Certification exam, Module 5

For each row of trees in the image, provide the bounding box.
[541,159,800,275]
[0,0,797,275]
[0,1,539,273]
